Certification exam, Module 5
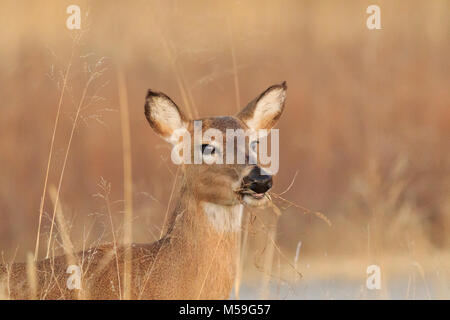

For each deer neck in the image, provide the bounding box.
[156,180,243,298]
[166,182,243,236]
[165,178,242,257]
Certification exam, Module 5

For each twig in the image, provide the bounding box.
[270,192,332,227]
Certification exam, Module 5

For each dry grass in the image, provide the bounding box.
[0,0,449,299]
[117,69,133,300]
[25,253,37,299]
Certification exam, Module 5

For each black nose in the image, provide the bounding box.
[243,167,273,194]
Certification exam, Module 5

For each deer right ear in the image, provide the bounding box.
[237,82,287,131]
[145,90,189,144]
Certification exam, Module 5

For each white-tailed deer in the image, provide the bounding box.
[0,82,287,299]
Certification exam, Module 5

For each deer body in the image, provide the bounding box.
[2,184,242,299]
[0,82,287,299]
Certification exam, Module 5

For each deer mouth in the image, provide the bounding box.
[240,190,265,199]
[236,189,269,207]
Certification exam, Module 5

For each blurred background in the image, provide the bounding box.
[0,0,449,298]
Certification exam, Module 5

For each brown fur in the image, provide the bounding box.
[1,185,239,299]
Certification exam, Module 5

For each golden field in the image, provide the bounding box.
[0,0,449,298]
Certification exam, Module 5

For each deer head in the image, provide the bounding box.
[144,82,287,208]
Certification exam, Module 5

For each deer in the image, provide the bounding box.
[0,82,287,300]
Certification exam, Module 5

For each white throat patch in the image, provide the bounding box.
[201,202,243,232]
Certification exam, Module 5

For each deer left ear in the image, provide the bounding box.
[144,89,189,144]
[237,81,287,131]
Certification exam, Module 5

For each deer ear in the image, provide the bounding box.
[145,90,189,144]
[237,82,287,131]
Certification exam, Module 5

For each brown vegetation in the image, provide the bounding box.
[0,0,449,299]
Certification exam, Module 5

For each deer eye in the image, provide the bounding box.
[250,140,259,152]
[201,144,216,155]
